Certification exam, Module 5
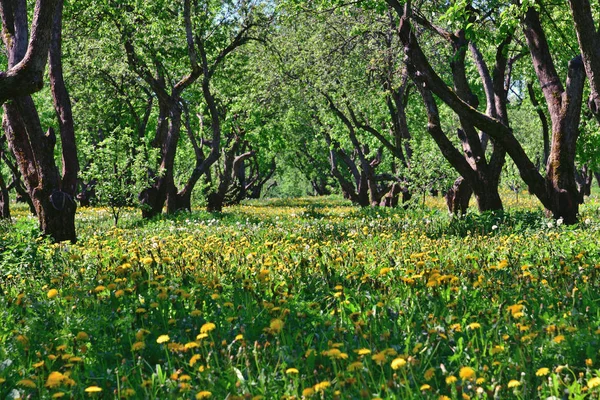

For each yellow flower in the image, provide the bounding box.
[446,375,457,384]
[131,341,145,351]
[52,393,66,398]
[85,386,103,392]
[553,335,565,344]
[196,391,212,399]
[156,335,170,344]
[467,322,481,330]
[200,322,216,333]
[420,384,431,390]
[588,377,600,389]
[347,361,363,372]
[424,367,435,380]
[372,351,387,365]
[33,360,45,368]
[269,319,284,333]
[379,267,392,276]
[17,379,36,388]
[189,354,201,367]
[314,380,330,392]
[76,331,89,341]
[536,367,550,376]
[507,380,521,388]
[391,357,407,369]
[586,359,593,367]
[302,387,315,397]
[459,366,476,381]
[46,371,65,388]
[286,368,299,374]
[47,289,59,299]
[356,348,371,355]
[490,345,504,355]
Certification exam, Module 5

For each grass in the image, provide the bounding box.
[1,191,600,399]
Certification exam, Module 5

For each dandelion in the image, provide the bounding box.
[76,331,89,341]
[47,289,59,299]
[85,386,103,393]
[156,335,170,344]
[459,366,476,381]
[446,375,457,384]
[553,335,565,344]
[286,368,299,374]
[391,357,407,369]
[467,322,481,330]
[269,318,284,333]
[588,377,600,389]
[420,384,431,390]
[356,348,371,355]
[536,367,550,376]
[347,361,363,372]
[190,354,201,367]
[302,387,315,397]
[200,322,216,333]
[196,391,212,399]
[46,371,65,388]
[508,380,521,388]
[131,342,145,351]
[314,380,330,392]
[17,379,36,388]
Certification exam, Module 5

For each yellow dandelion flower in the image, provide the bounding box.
[196,333,209,340]
[459,366,476,381]
[446,375,458,384]
[115,289,125,298]
[200,322,216,334]
[439,396,451,400]
[302,387,315,397]
[490,345,504,355]
[391,357,407,369]
[131,341,145,351]
[467,322,481,330]
[76,331,89,341]
[46,371,65,388]
[286,368,299,374]
[196,391,212,399]
[33,360,45,368]
[0,378,5,384]
[85,385,103,392]
[52,393,66,398]
[47,289,59,299]
[314,380,330,392]
[372,351,387,365]
[507,380,521,388]
[156,335,170,344]
[17,379,36,388]
[420,384,431,390]
[586,359,593,367]
[588,377,600,389]
[269,318,284,333]
[553,335,565,344]
[379,267,392,276]
[536,367,550,376]
[356,348,371,355]
[347,361,363,372]
[190,354,201,367]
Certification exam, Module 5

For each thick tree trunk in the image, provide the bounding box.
[0,171,9,219]
[445,177,472,215]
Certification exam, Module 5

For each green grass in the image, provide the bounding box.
[1,194,600,399]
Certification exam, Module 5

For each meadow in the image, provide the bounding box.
[1,193,600,399]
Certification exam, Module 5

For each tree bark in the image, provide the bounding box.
[0,170,9,219]
[1,0,77,242]
[445,177,472,216]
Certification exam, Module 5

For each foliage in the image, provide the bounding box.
[1,195,600,399]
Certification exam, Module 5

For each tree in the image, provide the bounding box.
[1,0,79,242]
[388,0,586,223]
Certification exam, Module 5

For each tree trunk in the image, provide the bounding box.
[445,177,472,216]
[0,171,9,219]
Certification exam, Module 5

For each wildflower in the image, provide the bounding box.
[269,319,284,334]
[76,331,89,341]
[314,380,330,392]
[46,371,65,388]
[286,368,299,374]
[17,379,36,388]
[52,393,66,398]
[536,367,550,376]
[586,359,593,367]
[200,322,216,333]
[196,391,212,399]
[507,380,521,388]
[85,385,103,392]
[156,335,170,344]
[467,322,481,330]
[553,335,565,344]
[33,360,45,368]
[347,361,363,372]
[588,377,600,389]
[302,387,315,397]
[459,366,476,381]
[446,375,457,384]
[391,357,407,369]
[356,348,371,355]
[379,267,392,276]
[420,384,431,390]
[131,342,145,351]
[372,351,387,365]
[47,289,59,299]
[424,368,436,380]
[189,354,201,367]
